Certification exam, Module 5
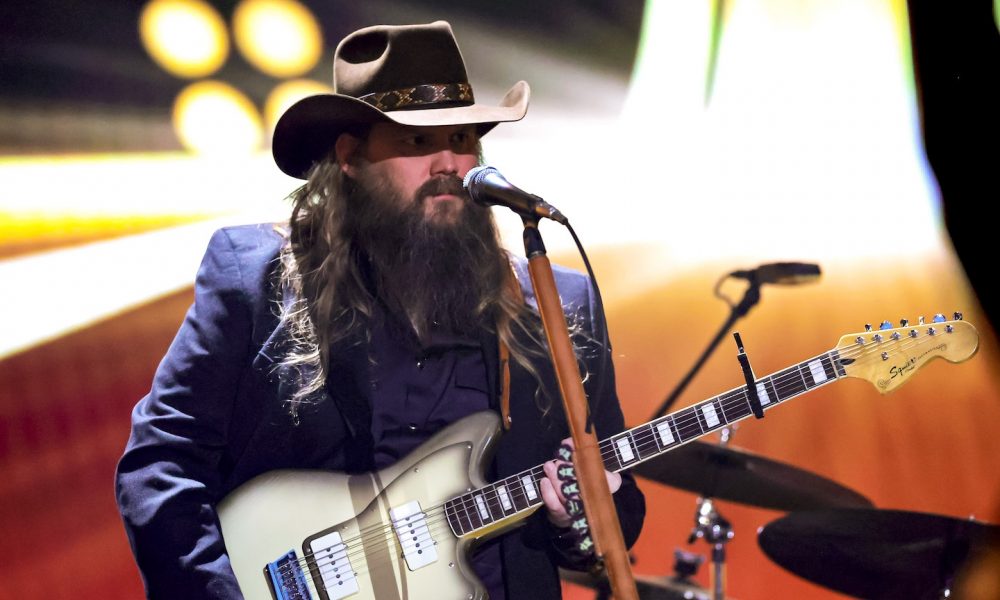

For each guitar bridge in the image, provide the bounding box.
[264,550,310,600]
[264,530,359,600]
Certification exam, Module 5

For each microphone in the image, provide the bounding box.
[729,262,821,285]
[463,166,568,224]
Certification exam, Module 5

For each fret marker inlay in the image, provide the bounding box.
[756,383,771,405]
[656,421,675,445]
[474,495,489,520]
[497,485,512,511]
[701,404,720,428]
[521,476,538,501]
[808,359,827,383]
[614,437,636,463]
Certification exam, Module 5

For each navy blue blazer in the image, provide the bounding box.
[115,224,645,599]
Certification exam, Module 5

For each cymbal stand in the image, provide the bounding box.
[688,497,734,600]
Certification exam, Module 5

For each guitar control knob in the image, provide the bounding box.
[933,313,946,323]
[879,320,892,330]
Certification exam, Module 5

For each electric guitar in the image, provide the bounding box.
[217,315,979,600]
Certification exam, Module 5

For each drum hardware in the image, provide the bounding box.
[632,432,873,512]
[633,421,873,599]
[757,508,1000,599]
[687,496,733,600]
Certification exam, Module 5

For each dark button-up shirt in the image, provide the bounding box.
[366,315,505,599]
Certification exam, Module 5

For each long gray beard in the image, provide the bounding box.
[346,169,509,342]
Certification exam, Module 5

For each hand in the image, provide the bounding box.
[539,437,623,528]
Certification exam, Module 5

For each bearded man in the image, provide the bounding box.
[116,21,645,600]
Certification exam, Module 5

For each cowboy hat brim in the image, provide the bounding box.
[272,80,529,179]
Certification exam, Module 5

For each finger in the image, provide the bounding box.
[543,460,567,504]
[605,470,623,494]
[539,477,571,527]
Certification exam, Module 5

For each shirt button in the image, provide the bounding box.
[408,423,419,431]
[416,360,424,369]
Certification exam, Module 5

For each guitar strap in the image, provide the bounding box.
[498,263,524,431]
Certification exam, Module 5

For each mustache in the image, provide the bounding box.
[414,175,469,204]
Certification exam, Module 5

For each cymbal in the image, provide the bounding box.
[758,508,1000,599]
[560,569,714,600]
[633,441,873,511]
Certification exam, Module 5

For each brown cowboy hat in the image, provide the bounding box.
[272,20,530,179]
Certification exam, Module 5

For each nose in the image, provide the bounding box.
[430,148,458,177]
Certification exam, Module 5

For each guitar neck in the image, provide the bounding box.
[445,350,845,537]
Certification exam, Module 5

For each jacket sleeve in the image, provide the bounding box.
[115,229,252,599]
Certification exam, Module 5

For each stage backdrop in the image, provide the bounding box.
[1,1,998,599]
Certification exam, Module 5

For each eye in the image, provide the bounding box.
[403,134,427,147]
[450,130,476,150]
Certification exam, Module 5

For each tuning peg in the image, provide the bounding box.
[933,313,946,323]
[918,316,926,325]
[954,311,963,321]
[865,324,872,332]
[899,318,909,327]
[879,320,893,330]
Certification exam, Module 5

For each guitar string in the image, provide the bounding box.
[272,329,954,582]
[276,351,843,583]
[270,330,957,585]
[275,329,949,582]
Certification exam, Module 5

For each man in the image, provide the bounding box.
[116,21,644,599]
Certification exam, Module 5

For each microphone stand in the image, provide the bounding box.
[520,216,638,600]
[650,277,762,419]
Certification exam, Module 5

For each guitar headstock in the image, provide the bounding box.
[835,312,979,393]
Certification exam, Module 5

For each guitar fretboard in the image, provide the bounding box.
[444,350,846,537]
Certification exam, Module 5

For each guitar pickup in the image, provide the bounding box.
[389,500,438,570]
[308,530,359,600]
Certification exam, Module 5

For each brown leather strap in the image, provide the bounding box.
[498,263,525,430]
[499,335,511,430]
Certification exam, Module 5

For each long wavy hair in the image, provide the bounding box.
[275,151,550,418]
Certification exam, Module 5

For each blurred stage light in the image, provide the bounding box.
[173,81,263,155]
[139,0,229,78]
[264,79,333,133]
[233,0,323,78]
[0,152,295,357]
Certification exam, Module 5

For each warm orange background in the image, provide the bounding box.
[2,1,998,598]
[1,239,997,600]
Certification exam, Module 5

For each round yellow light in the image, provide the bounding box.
[139,0,229,78]
[263,79,333,133]
[172,81,263,156]
[233,0,324,78]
